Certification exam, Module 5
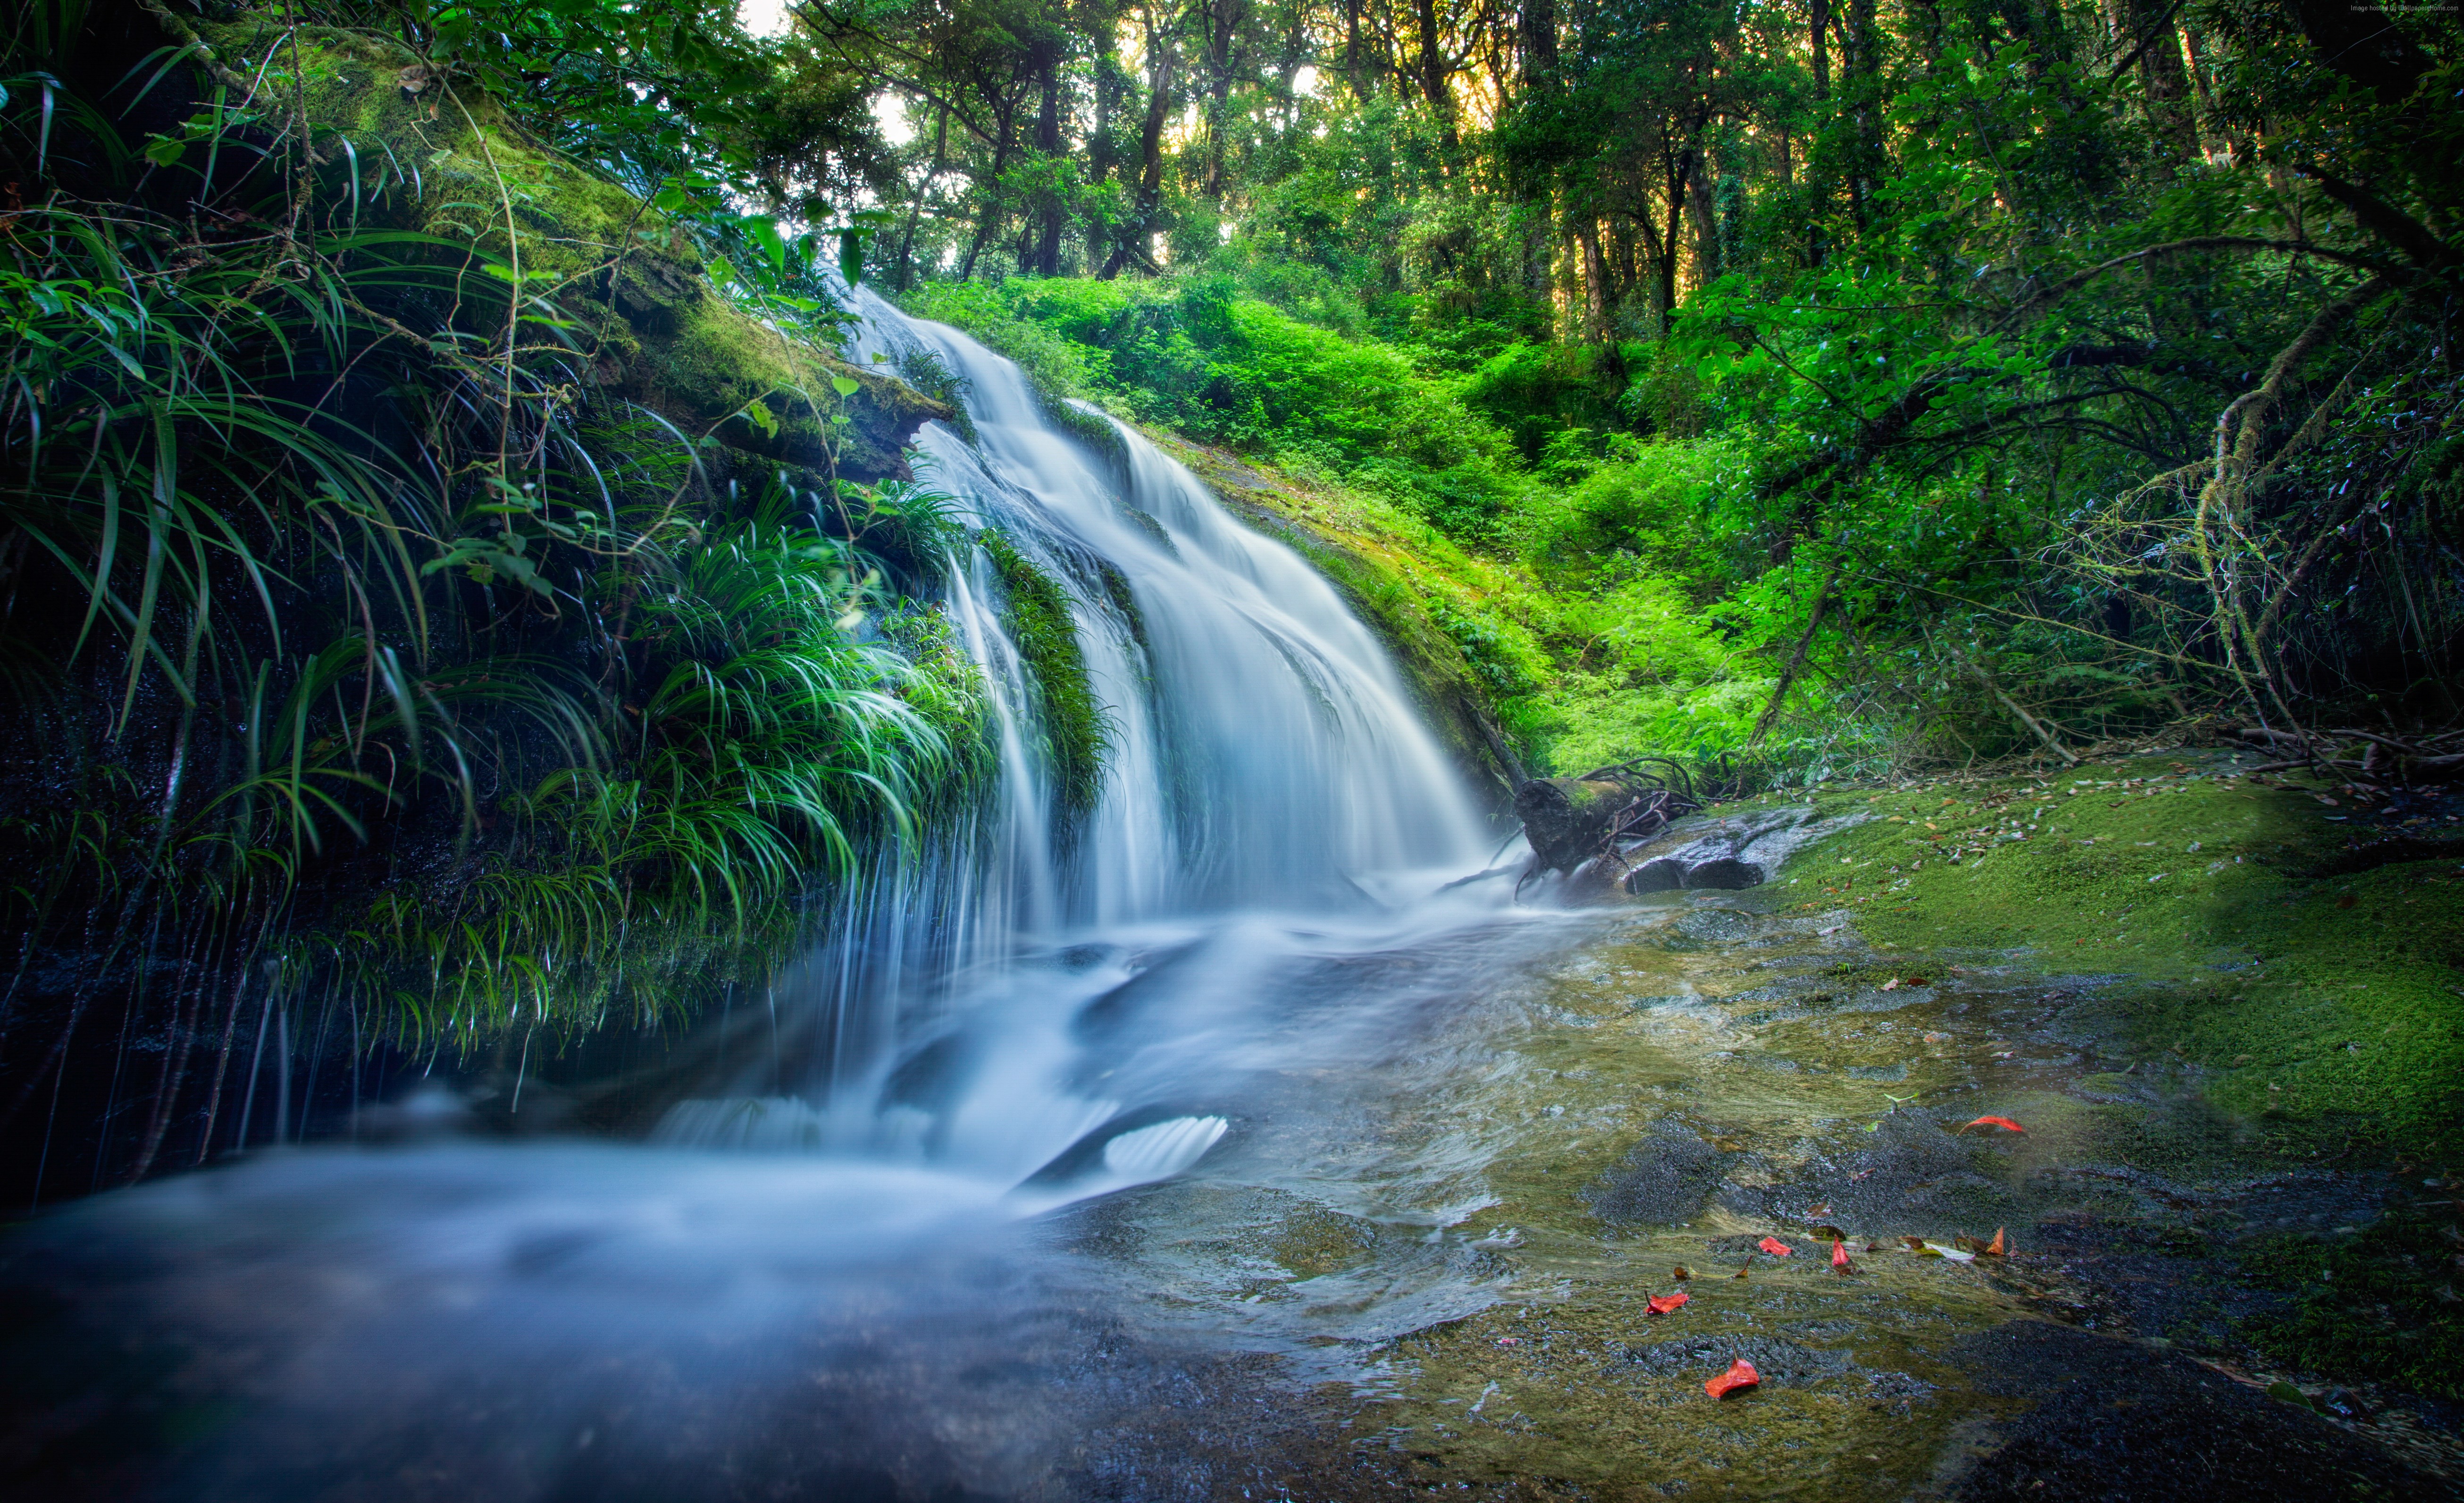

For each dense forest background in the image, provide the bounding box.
[800,0,2463,770]
[0,0,2457,1193]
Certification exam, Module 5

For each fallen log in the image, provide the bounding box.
[1515,778,1643,877]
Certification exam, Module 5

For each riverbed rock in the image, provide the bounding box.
[1620,805,1822,893]
[1775,1107,2018,1238]
[1581,1123,1735,1228]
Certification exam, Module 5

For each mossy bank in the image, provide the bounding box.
[1762,750,2464,1155]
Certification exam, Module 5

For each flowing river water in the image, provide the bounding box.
[0,302,2440,1501]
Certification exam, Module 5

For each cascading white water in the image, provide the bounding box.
[657,292,1495,1190]
[12,296,1595,1503]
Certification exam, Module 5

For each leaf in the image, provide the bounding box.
[1705,1359,1760,1399]
[741,214,787,276]
[1672,1265,1692,1280]
[830,374,861,399]
[744,398,779,439]
[838,228,864,286]
[1964,1116,2026,1134]
[1730,1265,1749,1279]
[1647,1292,1691,1315]
[1987,1226,2007,1256]
[1832,1238,1854,1271]
[1758,1236,1794,1256]
[1808,1224,1848,1242]
[1921,1241,1976,1263]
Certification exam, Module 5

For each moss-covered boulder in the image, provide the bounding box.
[188,15,946,480]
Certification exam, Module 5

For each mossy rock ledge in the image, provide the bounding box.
[192,14,947,480]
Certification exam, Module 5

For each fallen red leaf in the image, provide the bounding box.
[1758,1236,1794,1256]
[1648,1292,1691,1315]
[1965,1115,2026,1134]
[1987,1226,2007,1256]
[1706,1359,1761,1399]
[1831,1239,1853,1271]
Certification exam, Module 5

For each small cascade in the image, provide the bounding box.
[656,291,1493,1192]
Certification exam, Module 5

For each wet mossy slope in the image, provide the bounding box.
[1764,753,2464,1153]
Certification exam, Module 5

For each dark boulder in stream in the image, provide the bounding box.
[1618,805,1821,894]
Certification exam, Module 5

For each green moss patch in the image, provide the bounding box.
[2232,1209,2464,1401]
[1762,755,2464,1154]
[981,532,1109,814]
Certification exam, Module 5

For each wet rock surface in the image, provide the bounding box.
[1939,1320,2446,1499]
[1272,849,2461,1498]
[7,776,2458,1500]
[1580,1124,1734,1228]
[1618,806,1827,894]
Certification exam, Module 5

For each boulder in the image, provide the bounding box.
[1620,806,1819,894]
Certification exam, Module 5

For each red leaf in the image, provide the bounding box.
[1706,1359,1761,1399]
[1987,1226,2007,1256]
[1648,1291,1691,1315]
[1758,1236,1794,1256]
[1965,1115,2026,1134]
[1831,1238,1853,1270]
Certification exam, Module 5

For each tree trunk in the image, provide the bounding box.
[1576,216,1609,341]
[1089,47,1119,269]
[1343,0,1367,99]
[1658,150,1692,325]
[1810,0,1831,100]
[1519,0,1558,86]
[1688,167,1720,284]
[1416,0,1457,149]
[957,104,1014,282]
[1203,10,1233,201]
[896,101,951,291]
[1103,16,1173,278]
[1845,0,1878,228]
[1031,42,1064,274]
[2127,0,2198,169]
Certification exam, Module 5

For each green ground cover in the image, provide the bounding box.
[1763,755,2464,1152]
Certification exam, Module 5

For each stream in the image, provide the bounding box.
[0,302,2442,1501]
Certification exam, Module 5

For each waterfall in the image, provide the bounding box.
[656,291,1492,1191]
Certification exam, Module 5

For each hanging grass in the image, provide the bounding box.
[0,2,982,1185]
